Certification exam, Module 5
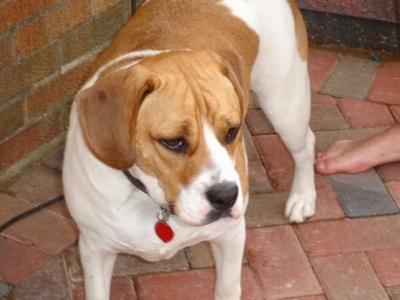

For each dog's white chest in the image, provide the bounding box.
[96,192,240,262]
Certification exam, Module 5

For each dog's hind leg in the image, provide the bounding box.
[79,236,117,300]
[252,62,316,222]
[250,1,316,223]
[210,217,245,300]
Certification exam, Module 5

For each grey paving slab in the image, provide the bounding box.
[244,126,274,194]
[185,242,214,269]
[328,170,399,218]
[0,281,13,297]
[320,55,380,99]
[315,127,386,152]
[310,105,349,131]
[12,256,72,300]
[246,192,289,227]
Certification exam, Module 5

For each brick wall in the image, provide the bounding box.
[298,0,400,23]
[0,0,133,182]
[298,0,400,52]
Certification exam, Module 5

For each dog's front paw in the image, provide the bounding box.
[215,288,240,300]
[284,192,316,223]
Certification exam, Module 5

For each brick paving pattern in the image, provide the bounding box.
[0,47,400,299]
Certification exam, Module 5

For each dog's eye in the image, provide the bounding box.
[158,137,187,153]
[225,125,240,145]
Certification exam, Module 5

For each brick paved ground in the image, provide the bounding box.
[1,46,400,299]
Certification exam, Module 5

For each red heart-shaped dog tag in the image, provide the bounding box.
[155,221,174,243]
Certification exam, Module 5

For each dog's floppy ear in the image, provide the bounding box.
[76,65,160,169]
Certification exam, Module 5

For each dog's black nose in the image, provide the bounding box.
[206,182,238,211]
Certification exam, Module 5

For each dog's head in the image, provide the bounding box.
[76,50,249,226]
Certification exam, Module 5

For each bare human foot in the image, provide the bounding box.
[315,124,400,175]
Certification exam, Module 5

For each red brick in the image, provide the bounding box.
[17,0,89,57]
[310,104,348,131]
[337,98,394,128]
[388,286,400,300]
[27,62,89,120]
[296,215,400,256]
[377,162,400,181]
[253,134,293,191]
[368,248,400,287]
[0,99,25,141]
[399,0,400,21]
[90,0,124,16]
[110,277,138,300]
[308,48,338,93]
[386,181,400,209]
[314,172,329,188]
[73,276,137,300]
[246,226,322,299]
[248,163,273,195]
[0,32,16,68]
[0,0,57,31]
[0,193,35,226]
[245,109,274,135]
[311,253,388,300]
[71,282,85,300]
[311,180,345,221]
[60,2,129,65]
[311,93,336,105]
[287,296,326,300]
[0,108,66,172]
[3,207,77,255]
[248,92,260,109]
[0,235,51,285]
[390,105,400,122]
[8,165,70,218]
[135,266,263,300]
[0,44,58,104]
[369,62,400,105]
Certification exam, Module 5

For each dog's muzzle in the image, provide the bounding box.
[204,181,238,223]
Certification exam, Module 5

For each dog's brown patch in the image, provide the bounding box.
[288,0,308,61]
[91,0,259,100]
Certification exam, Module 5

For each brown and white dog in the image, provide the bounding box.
[63,0,316,299]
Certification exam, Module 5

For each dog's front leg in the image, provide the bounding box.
[210,217,245,300]
[79,236,117,300]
